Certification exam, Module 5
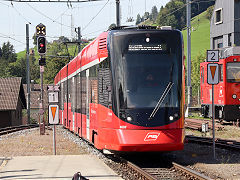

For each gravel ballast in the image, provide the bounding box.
[0,125,240,179]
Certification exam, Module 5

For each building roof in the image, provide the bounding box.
[0,77,26,110]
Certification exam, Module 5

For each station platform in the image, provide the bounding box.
[0,155,123,180]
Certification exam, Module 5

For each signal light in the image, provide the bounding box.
[36,23,46,36]
[39,57,46,66]
[37,36,46,55]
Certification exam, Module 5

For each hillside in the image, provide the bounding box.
[182,10,210,61]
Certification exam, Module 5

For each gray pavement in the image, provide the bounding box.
[0,155,123,180]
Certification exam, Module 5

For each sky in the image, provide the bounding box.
[0,0,169,52]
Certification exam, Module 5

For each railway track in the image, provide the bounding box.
[63,127,214,180]
[185,118,224,131]
[120,157,211,180]
[0,124,39,136]
[186,135,240,151]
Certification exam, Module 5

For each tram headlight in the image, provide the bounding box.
[232,94,237,99]
[169,116,174,121]
[127,116,133,122]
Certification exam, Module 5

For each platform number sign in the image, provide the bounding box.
[207,50,219,62]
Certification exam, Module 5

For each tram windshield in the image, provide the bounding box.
[110,30,182,109]
[227,62,240,83]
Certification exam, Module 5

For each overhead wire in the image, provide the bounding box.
[11,3,32,24]
[161,0,215,20]
[82,0,110,32]
[26,3,72,28]
[0,32,25,45]
[0,1,10,7]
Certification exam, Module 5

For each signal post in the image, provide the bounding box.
[36,23,47,135]
[48,85,60,155]
[206,50,219,159]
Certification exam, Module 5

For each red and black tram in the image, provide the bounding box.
[200,55,240,121]
[54,26,185,152]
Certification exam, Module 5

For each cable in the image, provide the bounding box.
[11,3,32,24]
[82,0,110,32]
[0,1,10,7]
[161,0,215,20]
[0,33,25,45]
[26,3,72,28]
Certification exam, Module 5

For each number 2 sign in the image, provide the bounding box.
[207,50,219,62]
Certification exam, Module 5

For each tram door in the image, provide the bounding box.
[86,69,90,140]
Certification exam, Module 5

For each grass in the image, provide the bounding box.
[182,10,210,61]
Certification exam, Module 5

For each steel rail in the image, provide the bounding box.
[121,156,210,180]
[173,162,212,180]
[125,160,158,180]
[186,135,240,150]
[0,124,39,136]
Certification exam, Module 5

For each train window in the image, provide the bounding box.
[68,78,71,100]
[64,81,67,104]
[98,58,112,107]
[76,73,81,113]
[219,64,223,82]
[90,65,98,104]
[201,67,204,83]
[61,82,64,110]
[81,71,86,114]
[71,77,77,112]
[227,62,240,82]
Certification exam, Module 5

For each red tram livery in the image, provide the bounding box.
[200,55,240,121]
[54,26,185,152]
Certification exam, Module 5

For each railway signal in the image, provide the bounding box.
[39,57,46,66]
[36,23,46,36]
[36,23,47,135]
[37,36,46,55]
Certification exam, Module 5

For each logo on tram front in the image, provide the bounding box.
[144,132,160,141]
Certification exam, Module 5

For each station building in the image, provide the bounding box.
[0,77,26,128]
[210,0,240,56]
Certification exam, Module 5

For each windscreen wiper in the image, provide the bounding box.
[148,82,174,120]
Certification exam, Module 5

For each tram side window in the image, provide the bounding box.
[71,76,77,112]
[90,65,98,104]
[76,73,81,113]
[201,67,204,84]
[64,81,67,105]
[98,58,112,107]
[219,64,223,82]
[68,78,71,102]
[60,82,64,110]
[81,71,86,114]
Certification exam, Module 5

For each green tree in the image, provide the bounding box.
[32,33,37,46]
[136,14,142,25]
[108,23,116,29]
[143,12,150,21]
[191,53,205,101]
[206,5,214,20]
[1,42,17,63]
[150,6,158,22]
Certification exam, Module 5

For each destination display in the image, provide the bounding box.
[128,44,167,52]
